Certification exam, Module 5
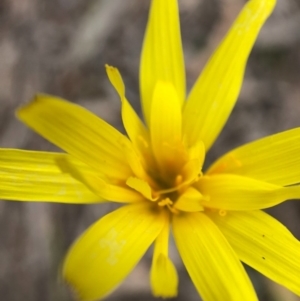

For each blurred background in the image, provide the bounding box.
[0,0,300,300]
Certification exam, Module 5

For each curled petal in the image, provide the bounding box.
[150,214,178,298]
[57,156,143,203]
[174,187,204,212]
[105,65,153,170]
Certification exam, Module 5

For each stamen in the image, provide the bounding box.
[157,198,179,214]
[157,176,197,195]
[158,198,173,207]
[167,205,179,215]
[157,186,180,195]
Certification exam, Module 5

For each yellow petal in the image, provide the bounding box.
[0,149,100,203]
[172,212,257,301]
[197,174,300,211]
[105,64,125,96]
[151,254,178,298]
[150,81,184,175]
[140,0,185,125]
[57,157,142,203]
[174,187,204,212]
[63,203,165,301]
[180,142,205,185]
[126,177,157,201]
[183,0,276,150]
[17,94,132,182]
[90,179,142,203]
[208,210,300,296]
[207,128,300,186]
[121,138,152,182]
[150,213,178,298]
[188,140,205,164]
[105,65,152,168]
[181,159,202,184]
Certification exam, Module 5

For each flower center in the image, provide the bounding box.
[147,160,204,214]
[125,133,206,214]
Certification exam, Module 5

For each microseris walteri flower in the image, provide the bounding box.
[1,0,300,300]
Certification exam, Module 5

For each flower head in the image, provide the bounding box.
[1,0,300,300]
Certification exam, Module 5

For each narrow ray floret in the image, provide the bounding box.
[1,0,300,301]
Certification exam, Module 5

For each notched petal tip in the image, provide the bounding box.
[16,93,39,118]
[15,92,134,181]
[17,93,59,114]
[105,64,125,97]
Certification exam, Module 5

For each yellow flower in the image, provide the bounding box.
[1,0,300,300]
